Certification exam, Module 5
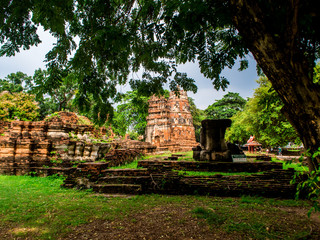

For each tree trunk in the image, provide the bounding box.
[230,0,320,171]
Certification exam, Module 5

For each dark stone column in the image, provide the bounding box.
[200,119,231,151]
[195,119,233,162]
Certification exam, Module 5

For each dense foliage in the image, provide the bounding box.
[226,77,300,146]
[205,92,246,120]
[0,91,39,121]
[0,70,114,125]
[188,97,206,142]
[28,69,78,118]
[0,72,30,93]
[112,91,149,137]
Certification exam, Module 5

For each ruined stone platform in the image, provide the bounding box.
[0,115,148,176]
[62,160,298,199]
[137,160,283,172]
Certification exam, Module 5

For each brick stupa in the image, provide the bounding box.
[145,90,198,152]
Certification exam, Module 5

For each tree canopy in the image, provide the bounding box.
[29,69,78,118]
[205,92,247,120]
[112,90,149,137]
[1,0,320,170]
[188,97,206,142]
[0,72,31,93]
[226,77,300,147]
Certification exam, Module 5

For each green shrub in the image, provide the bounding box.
[0,91,39,121]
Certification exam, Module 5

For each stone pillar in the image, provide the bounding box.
[194,119,233,162]
[200,119,231,152]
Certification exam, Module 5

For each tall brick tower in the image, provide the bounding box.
[145,90,198,152]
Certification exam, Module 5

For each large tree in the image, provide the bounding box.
[0,72,31,93]
[1,1,319,170]
[226,77,300,147]
[112,90,149,136]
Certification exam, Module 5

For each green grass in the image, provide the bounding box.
[192,207,226,225]
[0,175,316,239]
[0,175,159,238]
[108,160,141,169]
[175,151,194,161]
[143,152,172,159]
[191,196,313,239]
[271,157,309,172]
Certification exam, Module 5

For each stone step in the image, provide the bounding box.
[137,160,283,172]
[166,156,179,160]
[92,184,142,194]
[156,147,169,152]
[97,176,150,184]
[101,168,148,176]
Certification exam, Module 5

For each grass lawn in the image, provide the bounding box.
[271,158,309,172]
[108,151,194,170]
[1,175,320,239]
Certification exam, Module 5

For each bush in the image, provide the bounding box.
[0,91,39,121]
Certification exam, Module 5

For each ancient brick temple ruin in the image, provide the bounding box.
[0,112,303,199]
[0,112,156,175]
[145,90,198,152]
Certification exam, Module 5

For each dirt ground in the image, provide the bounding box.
[64,205,225,240]
[64,205,320,240]
[1,198,320,240]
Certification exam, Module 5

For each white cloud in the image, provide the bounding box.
[0,27,55,78]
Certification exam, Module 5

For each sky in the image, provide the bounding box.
[0,28,259,110]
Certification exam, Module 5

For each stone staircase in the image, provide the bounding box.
[92,169,151,194]
[62,160,300,199]
[101,169,149,176]
[92,183,142,194]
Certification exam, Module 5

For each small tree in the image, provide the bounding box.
[29,69,78,118]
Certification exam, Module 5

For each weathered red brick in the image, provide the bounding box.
[145,90,197,152]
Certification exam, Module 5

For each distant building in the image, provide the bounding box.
[145,90,197,152]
